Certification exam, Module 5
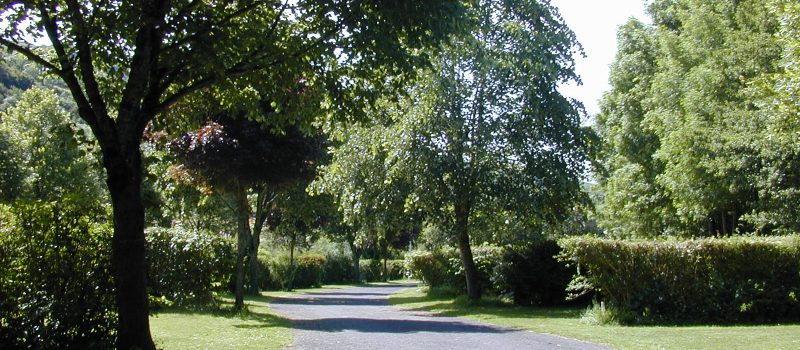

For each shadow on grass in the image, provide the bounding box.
[152,293,292,329]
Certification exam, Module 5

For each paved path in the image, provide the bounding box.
[269,283,610,350]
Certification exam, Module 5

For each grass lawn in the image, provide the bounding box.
[389,286,800,350]
[150,284,356,350]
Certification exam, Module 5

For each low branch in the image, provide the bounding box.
[0,38,61,75]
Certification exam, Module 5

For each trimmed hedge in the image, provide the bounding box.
[293,254,326,288]
[404,250,456,287]
[146,227,235,307]
[323,254,356,284]
[405,242,574,305]
[560,236,800,323]
[492,240,575,306]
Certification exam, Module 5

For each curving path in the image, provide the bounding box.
[269,283,610,350]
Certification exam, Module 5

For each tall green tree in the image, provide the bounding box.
[596,0,783,237]
[312,121,415,280]
[0,1,466,347]
[745,0,800,234]
[0,87,103,203]
[385,0,592,301]
[595,18,674,237]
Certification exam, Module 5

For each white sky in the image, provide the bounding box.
[551,0,651,117]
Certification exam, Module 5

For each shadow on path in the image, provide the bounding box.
[291,317,513,334]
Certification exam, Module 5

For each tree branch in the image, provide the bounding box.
[36,3,105,138]
[0,38,61,75]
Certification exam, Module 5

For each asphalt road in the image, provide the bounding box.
[269,283,610,350]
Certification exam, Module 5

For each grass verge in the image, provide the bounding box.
[389,286,800,350]
[150,284,362,350]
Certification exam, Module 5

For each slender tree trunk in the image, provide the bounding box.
[288,234,296,290]
[247,233,260,294]
[105,143,155,350]
[454,201,480,301]
[348,239,361,283]
[234,184,251,310]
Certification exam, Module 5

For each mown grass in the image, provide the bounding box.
[389,286,800,350]
[150,284,359,350]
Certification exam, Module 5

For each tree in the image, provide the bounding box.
[596,0,783,237]
[269,183,335,289]
[594,18,675,238]
[170,116,321,309]
[312,121,416,282]
[384,0,592,301]
[0,87,103,203]
[0,1,466,347]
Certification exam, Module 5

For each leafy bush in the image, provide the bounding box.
[386,259,405,280]
[359,259,384,282]
[0,200,116,348]
[492,240,575,306]
[269,258,294,290]
[293,254,326,288]
[405,245,502,294]
[404,250,454,287]
[560,236,800,323]
[145,227,235,307]
[323,254,355,284]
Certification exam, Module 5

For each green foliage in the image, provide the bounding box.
[404,250,454,287]
[406,242,577,305]
[385,260,406,280]
[293,254,327,289]
[359,259,385,282]
[268,253,327,290]
[0,87,104,204]
[596,0,799,237]
[492,240,575,306]
[0,200,116,348]
[321,253,356,284]
[560,236,800,323]
[145,227,236,307]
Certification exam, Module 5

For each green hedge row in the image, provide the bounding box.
[146,227,235,307]
[405,242,575,306]
[559,236,800,323]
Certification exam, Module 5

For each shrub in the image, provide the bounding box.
[446,245,503,294]
[560,236,800,323]
[492,240,575,306]
[404,250,453,287]
[323,254,355,284]
[385,259,406,280]
[405,245,502,294]
[293,254,327,288]
[359,259,384,282]
[145,227,235,307]
[269,257,294,290]
[0,200,116,348]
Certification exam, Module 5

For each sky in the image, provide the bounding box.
[550,0,651,117]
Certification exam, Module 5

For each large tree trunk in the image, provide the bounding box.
[105,143,155,350]
[454,201,480,301]
[234,184,252,310]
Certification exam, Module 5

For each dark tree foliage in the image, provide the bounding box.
[169,116,321,191]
